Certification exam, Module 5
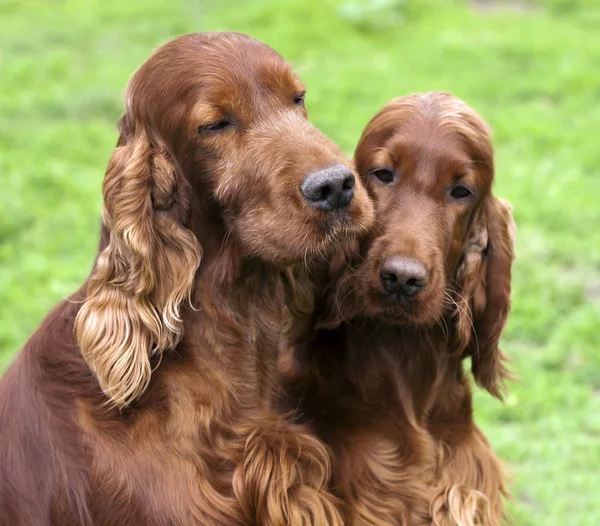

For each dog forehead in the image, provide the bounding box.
[381,129,470,185]
[198,57,300,104]
[129,33,301,118]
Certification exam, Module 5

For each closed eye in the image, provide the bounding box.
[293,91,306,106]
[449,184,473,199]
[198,119,233,133]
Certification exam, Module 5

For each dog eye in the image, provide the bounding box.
[369,168,395,184]
[450,185,473,199]
[198,119,233,133]
[293,91,306,106]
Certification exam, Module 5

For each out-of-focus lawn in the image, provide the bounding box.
[1,0,599,523]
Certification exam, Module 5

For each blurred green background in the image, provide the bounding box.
[1,0,599,523]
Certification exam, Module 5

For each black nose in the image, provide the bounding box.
[380,256,428,298]
[300,164,355,211]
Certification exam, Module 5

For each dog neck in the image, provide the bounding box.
[175,206,286,410]
[285,318,453,430]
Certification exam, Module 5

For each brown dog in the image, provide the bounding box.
[0,33,374,525]
[281,92,515,525]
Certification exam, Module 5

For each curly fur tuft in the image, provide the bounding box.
[75,127,201,407]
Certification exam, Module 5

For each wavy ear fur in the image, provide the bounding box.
[454,197,516,399]
[75,116,201,407]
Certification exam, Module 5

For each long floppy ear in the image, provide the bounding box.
[75,115,201,408]
[454,196,516,399]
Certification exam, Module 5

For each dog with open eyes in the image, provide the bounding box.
[281,91,515,525]
[0,32,375,525]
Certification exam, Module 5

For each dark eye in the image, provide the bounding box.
[198,119,232,133]
[293,91,306,106]
[450,185,473,199]
[369,167,395,184]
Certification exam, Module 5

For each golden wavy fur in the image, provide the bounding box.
[280,92,515,525]
[75,126,201,407]
[0,32,375,525]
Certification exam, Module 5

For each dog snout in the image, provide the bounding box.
[300,164,355,211]
[380,256,428,299]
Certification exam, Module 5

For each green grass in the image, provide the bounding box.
[1,0,599,523]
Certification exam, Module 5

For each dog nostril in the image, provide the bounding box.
[342,175,355,191]
[381,270,397,283]
[319,185,332,201]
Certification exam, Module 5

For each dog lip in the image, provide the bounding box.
[325,208,349,224]
[320,208,366,235]
[397,295,411,309]
[381,290,417,310]
[371,289,424,322]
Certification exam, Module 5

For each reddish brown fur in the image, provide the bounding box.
[281,92,515,525]
[0,33,374,525]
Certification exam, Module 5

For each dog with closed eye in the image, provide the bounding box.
[0,32,375,526]
[281,91,515,526]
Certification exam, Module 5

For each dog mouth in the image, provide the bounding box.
[360,282,443,326]
[324,208,349,226]
[377,294,422,321]
[381,292,418,311]
[317,206,372,240]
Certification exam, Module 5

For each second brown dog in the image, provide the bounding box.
[282,91,515,526]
